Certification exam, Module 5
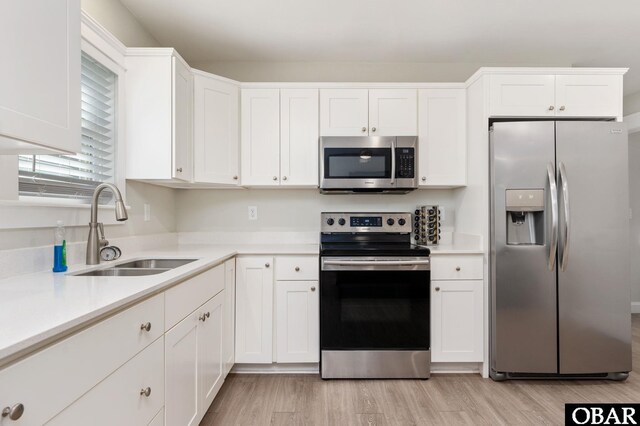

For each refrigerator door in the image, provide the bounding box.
[490,121,558,374]
[556,121,632,374]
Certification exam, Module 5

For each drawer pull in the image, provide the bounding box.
[295,267,300,272]
[140,387,152,397]
[311,286,316,292]
[199,312,210,322]
[140,322,152,332]
[435,287,441,292]
[265,263,270,268]
[455,266,461,271]
[2,404,24,421]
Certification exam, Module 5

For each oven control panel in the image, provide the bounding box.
[321,212,411,233]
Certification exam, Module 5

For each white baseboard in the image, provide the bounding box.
[631,302,640,314]
[430,362,482,374]
[231,363,319,374]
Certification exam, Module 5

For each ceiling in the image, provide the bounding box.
[120,0,640,94]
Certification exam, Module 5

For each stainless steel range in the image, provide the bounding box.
[319,212,431,379]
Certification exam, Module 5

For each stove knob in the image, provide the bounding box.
[398,218,406,226]
[387,218,395,226]
[326,218,334,226]
[338,218,346,226]
[415,209,421,216]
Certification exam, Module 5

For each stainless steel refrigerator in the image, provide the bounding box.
[490,121,632,381]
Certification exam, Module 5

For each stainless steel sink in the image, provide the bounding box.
[114,259,198,269]
[74,268,171,277]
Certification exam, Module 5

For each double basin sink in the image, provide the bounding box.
[73,259,198,277]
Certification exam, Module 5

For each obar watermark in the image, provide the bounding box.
[566,404,640,425]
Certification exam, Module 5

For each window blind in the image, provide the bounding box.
[18,52,117,203]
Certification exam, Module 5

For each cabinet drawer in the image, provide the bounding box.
[431,255,483,280]
[0,294,164,426]
[165,264,225,330]
[47,337,165,426]
[275,256,318,281]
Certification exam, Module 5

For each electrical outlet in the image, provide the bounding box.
[248,206,258,221]
[144,203,151,222]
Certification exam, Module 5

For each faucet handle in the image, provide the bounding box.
[98,223,109,247]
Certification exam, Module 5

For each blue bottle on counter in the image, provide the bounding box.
[53,220,67,273]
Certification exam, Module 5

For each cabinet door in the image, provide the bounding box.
[223,258,236,376]
[46,338,165,426]
[199,292,225,418]
[235,257,274,363]
[0,0,81,154]
[320,89,369,136]
[280,89,319,186]
[165,311,199,426]
[369,89,417,136]
[431,280,483,362]
[172,56,193,181]
[555,74,622,118]
[489,75,556,117]
[418,89,466,187]
[193,74,240,184]
[241,89,280,185]
[276,281,319,363]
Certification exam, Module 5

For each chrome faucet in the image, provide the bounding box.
[86,183,128,265]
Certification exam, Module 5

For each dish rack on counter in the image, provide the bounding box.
[413,205,441,246]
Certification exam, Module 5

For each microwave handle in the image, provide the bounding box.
[390,138,396,185]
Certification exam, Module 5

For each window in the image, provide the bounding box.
[18,51,117,203]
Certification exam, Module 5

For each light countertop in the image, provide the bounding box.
[0,243,317,367]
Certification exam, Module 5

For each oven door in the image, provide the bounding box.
[320,137,395,190]
[320,257,430,351]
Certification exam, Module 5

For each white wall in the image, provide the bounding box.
[629,133,640,303]
[624,91,640,115]
[176,189,457,233]
[191,61,568,83]
[81,0,159,47]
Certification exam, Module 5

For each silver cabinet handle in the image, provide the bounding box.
[140,387,151,397]
[361,127,367,133]
[435,287,441,292]
[265,263,270,268]
[311,286,316,292]
[547,162,559,271]
[199,312,209,322]
[205,312,210,318]
[295,266,300,272]
[421,176,426,181]
[2,404,24,421]
[282,176,287,181]
[559,105,566,111]
[558,162,570,271]
[548,105,555,111]
[371,127,377,132]
[140,322,151,332]
[233,175,238,180]
[455,266,461,272]
[176,167,183,173]
[273,176,278,181]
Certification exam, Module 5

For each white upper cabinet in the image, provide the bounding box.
[555,74,622,118]
[369,89,417,136]
[320,89,369,136]
[0,0,81,154]
[489,73,623,118]
[320,89,417,136]
[193,72,240,185]
[241,89,281,185]
[489,74,556,117]
[280,89,319,186]
[125,49,193,182]
[418,89,466,187]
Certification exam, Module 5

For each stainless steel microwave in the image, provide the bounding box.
[319,136,418,193]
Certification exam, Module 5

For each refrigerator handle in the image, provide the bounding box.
[547,163,559,271]
[558,162,570,271]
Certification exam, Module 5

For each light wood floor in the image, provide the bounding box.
[201,315,640,425]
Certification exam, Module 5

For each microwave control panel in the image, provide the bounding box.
[396,148,415,178]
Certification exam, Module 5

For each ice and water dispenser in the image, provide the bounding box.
[505,189,545,245]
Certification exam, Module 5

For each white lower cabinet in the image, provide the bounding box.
[165,291,225,426]
[223,259,236,376]
[431,279,483,363]
[149,408,165,426]
[275,280,319,363]
[235,257,274,363]
[46,338,165,426]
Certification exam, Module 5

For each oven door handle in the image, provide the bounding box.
[322,259,430,271]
